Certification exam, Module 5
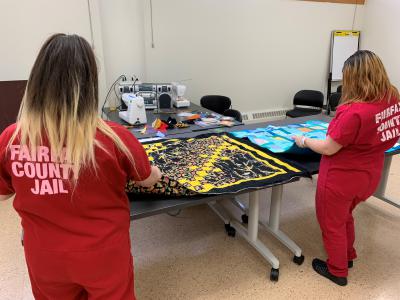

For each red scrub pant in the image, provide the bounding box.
[316,169,378,278]
[24,240,136,300]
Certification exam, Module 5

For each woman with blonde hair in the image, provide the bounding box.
[0,33,161,299]
[294,50,400,286]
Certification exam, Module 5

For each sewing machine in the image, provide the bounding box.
[172,83,190,108]
[118,93,147,125]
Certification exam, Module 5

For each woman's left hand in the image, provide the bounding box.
[292,135,304,148]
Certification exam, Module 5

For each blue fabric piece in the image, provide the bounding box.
[386,142,400,153]
[231,120,328,154]
[231,120,399,154]
[156,131,166,138]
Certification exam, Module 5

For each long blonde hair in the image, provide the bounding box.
[9,34,135,181]
[341,50,399,105]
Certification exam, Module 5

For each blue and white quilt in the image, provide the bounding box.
[231,120,399,154]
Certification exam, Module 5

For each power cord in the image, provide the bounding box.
[101,75,126,119]
[130,76,139,94]
[113,83,120,104]
[112,75,140,113]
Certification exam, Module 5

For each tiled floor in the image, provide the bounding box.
[1,157,400,299]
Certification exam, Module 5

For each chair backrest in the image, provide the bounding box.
[293,90,324,109]
[223,109,242,122]
[0,80,27,133]
[200,95,231,114]
[337,85,343,93]
[329,92,342,111]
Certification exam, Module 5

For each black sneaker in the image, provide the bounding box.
[312,258,348,286]
[348,260,353,268]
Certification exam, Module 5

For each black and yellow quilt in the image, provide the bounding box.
[126,134,307,196]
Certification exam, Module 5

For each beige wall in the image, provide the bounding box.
[0,0,92,81]
[10,1,400,115]
[98,0,146,88]
[0,0,107,110]
[142,0,364,112]
[361,0,400,89]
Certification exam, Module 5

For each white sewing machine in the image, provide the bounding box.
[172,83,190,108]
[118,93,147,125]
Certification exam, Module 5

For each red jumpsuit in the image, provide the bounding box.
[317,98,400,277]
[0,122,151,299]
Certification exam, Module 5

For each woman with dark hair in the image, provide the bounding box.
[0,33,161,299]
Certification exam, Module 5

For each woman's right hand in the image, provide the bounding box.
[135,165,162,187]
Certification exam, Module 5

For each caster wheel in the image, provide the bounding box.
[270,268,279,282]
[293,255,305,265]
[224,224,236,237]
[241,214,248,224]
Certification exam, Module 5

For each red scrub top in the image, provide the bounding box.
[0,122,151,251]
[320,97,400,191]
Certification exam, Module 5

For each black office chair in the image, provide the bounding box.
[285,90,324,118]
[337,85,343,93]
[200,95,231,114]
[329,92,342,112]
[223,109,242,122]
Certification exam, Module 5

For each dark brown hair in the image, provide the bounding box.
[10,33,136,181]
[27,33,99,119]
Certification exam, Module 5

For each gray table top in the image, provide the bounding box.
[110,109,399,220]
[127,113,329,220]
[105,103,243,139]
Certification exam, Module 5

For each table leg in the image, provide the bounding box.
[227,185,304,264]
[231,196,249,218]
[248,191,259,242]
[374,156,400,209]
[231,191,280,279]
[260,185,303,261]
[209,191,280,280]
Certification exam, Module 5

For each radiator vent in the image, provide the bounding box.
[241,108,290,124]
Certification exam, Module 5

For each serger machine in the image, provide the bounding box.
[118,93,147,125]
